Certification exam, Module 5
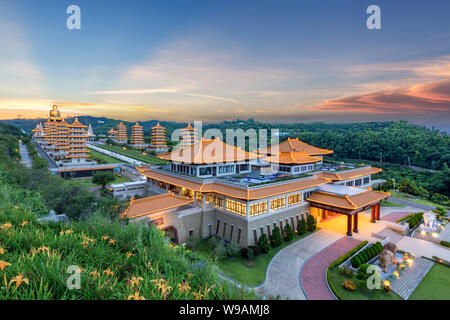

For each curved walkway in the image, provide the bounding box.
[261,229,342,300]
[301,237,361,300]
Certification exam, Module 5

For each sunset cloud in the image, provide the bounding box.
[309,79,450,115]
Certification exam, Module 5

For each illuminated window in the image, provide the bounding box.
[270,197,286,211]
[250,201,268,216]
[206,194,223,207]
[288,193,302,205]
[226,199,247,216]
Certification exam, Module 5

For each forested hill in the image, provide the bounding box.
[1,117,448,170]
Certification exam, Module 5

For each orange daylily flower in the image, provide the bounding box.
[0,260,12,271]
[128,292,145,300]
[103,269,114,276]
[9,273,29,288]
[20,221,28,227]
[109,239,116,245]
[127,276,143,288]
[1,222,12,231]
[102,235,109,241]
[126,252,134,259]
[0,247,6,255]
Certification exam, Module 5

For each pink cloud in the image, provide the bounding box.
[309,79,450,115]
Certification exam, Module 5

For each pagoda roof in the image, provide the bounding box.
[152,122,165,129]
[315,167,382,181]
[132,122,143,128]
[264,152,323,165]
[117,122,126,127]
[69,118,87,128]
[158,138,261,164]
[182,123,196,131]
[307,188,390,211]
[32,124,43,132]
[258,137,333,156]
[121,194,193,219]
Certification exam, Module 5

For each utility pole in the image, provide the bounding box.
[379,152,383,164]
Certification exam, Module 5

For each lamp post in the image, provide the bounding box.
[392,178,395,197]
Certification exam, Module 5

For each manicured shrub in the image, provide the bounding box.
[249,246,261,257]
[225,242,241,257]
[328,241,368,270]
[283,223,294,242]
[351,255,361,268]
[306,214,316,231]
[257,234,271,253]
[297,215,307,235]
[240,247,249,258]
[270,226,283,247]
[247,247,255,261]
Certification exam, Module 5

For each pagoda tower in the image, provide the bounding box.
[31,123,44,143]
[107,128,117,140]
[87,124,95,142]
[65,118,91,165]
[149,122,168,153]
[180,123,199,149]
[130,122,145,147]
[115,122,127,144]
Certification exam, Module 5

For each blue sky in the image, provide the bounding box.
[0,0,449,129]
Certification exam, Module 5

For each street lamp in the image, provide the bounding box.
[392,178,395,197]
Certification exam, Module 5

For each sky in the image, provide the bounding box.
[0,0,449,130]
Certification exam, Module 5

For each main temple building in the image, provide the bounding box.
[123,135,389,246]
[32,105,96,167]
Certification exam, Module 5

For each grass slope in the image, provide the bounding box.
[409,263,450,300]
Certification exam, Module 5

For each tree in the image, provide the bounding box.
[297,216,307,235]
[283,223,294,242]
[307,214,316,231]
[257,234,271,253]
[270,226,283,247]
[92,171,115,189]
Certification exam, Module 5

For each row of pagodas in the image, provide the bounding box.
[107,122,200,153]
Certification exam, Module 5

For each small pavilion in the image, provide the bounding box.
[307,184,390,236]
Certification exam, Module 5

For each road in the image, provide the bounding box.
[387,196,435,211]
[19,142,32,168]
[89,144,146,167]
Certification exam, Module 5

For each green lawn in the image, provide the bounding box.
[380,200,406,208]
[71,174,131,188]
[409,263,450,300]
[96,144,167,165]
[89,149,125,164]
[328,268,402,300]
[196,230,316,287]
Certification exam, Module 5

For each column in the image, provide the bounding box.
[202,193,206,208]
[376,203,381,220]
[371,205,376,223]
[353,213,359,233]
[347,214,353,236]
[193,191,197,206]
[246,203,250,219]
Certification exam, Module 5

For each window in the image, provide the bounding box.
[267,225,271,235]
[253,229,258,245]
[237,228,242,244]
[230,225,234,241]
[206,194,223,207]
[199,167,212,176]
[189,229,194,236]
[355,179,362,186]
[260,227,264,235]
[226,199,247,216]
[216,220,220,235]
[222,223,227,238]
[208,224,212,237]
[270,197,286,211]
[363,177,370,185]
[346,181,353,186]
[250,201,268,216]
[288,193,302,206]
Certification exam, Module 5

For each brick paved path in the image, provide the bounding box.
[390,257,434,300]
[382,211,413,223]
[300,237,361,300]
[439,223,450,242]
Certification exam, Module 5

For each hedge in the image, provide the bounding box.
[350,242,383,268]
[329,240,368,270]
[440,240,450,248]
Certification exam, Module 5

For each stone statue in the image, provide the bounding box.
[423,212,436,229]
[378,242,398,273]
